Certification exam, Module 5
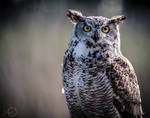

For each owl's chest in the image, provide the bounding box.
[64,41,110,83]
[71,42,109,68]
[63,42,111,96]
[63,43,115,114]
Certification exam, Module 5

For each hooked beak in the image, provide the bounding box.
[92,30,99,42]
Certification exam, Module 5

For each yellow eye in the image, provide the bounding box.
[83,25,91,32]
[101,26,110,33]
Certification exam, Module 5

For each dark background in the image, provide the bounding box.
[0,0,150,118]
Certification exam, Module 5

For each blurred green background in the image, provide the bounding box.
[0,0,150,118]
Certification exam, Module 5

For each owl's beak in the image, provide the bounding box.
[92,30,99,42]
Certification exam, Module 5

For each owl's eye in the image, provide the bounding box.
[83,25,91,32]
[101,26,110,33]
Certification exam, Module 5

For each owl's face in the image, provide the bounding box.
[67,10,126,51]
[74,17,119,45]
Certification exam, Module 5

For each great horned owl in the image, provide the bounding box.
[62,9,143,118]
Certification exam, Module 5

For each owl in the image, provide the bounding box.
[62,9,143,118]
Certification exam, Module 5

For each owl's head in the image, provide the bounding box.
[67,9,126,54]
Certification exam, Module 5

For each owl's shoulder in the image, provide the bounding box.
[108,56,141,102]
[107,56,143,117]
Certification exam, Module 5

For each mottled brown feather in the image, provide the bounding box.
[107,56,143,118]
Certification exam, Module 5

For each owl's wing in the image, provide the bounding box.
[107,56,143,118]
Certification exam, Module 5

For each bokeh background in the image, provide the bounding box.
[0,0,150,118]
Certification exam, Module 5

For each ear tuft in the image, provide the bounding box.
[66,9,83,24]
[110,15,126,24]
